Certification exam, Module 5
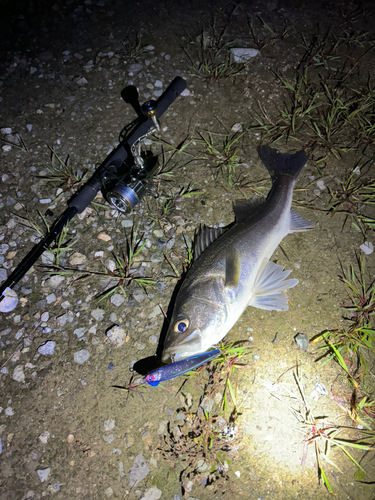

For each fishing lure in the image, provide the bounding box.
[145,349,221,386]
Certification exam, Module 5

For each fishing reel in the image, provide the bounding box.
[101,99,160,214]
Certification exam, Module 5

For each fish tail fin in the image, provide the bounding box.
[258,146,308,181]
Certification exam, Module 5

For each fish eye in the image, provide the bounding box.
[146,374,155,382]
[174,318,189,333]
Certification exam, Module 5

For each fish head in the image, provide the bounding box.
[162,278,227,362]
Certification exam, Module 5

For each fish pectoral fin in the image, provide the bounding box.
[248,259,298,311]
[225,246,241,288]
[289,209,315,233]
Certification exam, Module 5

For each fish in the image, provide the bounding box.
[162,146,314,363]
[144,349,221,386]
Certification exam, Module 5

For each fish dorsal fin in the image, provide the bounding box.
[194,225,227,260]
[248,259,298,311]
[225,246,241,288]
[233,197,264,222]
[290,209,315,233]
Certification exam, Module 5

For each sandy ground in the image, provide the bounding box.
[0,1,375,499]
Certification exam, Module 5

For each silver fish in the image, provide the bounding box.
[162,146,314,362]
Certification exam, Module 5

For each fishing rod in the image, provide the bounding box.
[0,76,187,312]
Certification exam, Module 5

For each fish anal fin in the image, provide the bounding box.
[248,259,298,311]
[290,209,315,233]
[225,246,241,288]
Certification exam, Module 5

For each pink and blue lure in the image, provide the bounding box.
[145,349,221,386]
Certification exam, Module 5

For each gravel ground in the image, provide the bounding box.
[1,1,375,499]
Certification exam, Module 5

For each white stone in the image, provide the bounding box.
[74,349,90,364]
[39,431,50,444]
[103,419,115,431]
[37,468,50,482]
[12,365,25,382]
[230,47,260,62]
[140,486,162,500]
[106,325,126,347]
[0,288,18,312]
[69,252,87,265]
[360,241,373,255]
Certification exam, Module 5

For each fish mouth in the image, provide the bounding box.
[162,331,203,363]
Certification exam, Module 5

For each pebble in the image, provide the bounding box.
[360,241,373,255]
[69,252,87,265]
[91,308,105,321]
[39,431,50,444]
[39,198,52,204]
[110,294,125,307]
[230,47,260,62]
[74,349,90,364]
[74,328,85,339]
[316,179,326,191]
[0,288,18,313]
[98,232,111,241]
[12,365,25,382]
[46,293,56,304]
[103,434,116,443]
[294,333,309,351]
[103,419,115,431]
[38,341,56,355]
[154,80,163,88]
[105,487,113,497]
[41,312,49,322]
[140,487,162,500]
[0,127,12,134]
[121,219,133,228]
[57,311,74,326]
[106,325,127,347]
[128,454,149,487]
[37,468,50,483]
[128,63,143,73]
[107,362,115,371]
[5,407,14,416]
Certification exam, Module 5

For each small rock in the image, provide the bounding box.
[37,468,50,483]
[106,325,127,347]
[181,88,191,97]
[67,434,74,443]
[69,252,87,265]
[231,123,243,133]
[128,63,143,73]
[38,341,55,356]
[121,219,133,228]
[73,327,85,339]
[294,333,309,351]
[105,487,113,498]
[39,431,50,444]
[129,454,149,487]
[103,419,115,431]
[12,365,25,382]
[110,294,125,307]
[0,127,12,135]
[5,407,14,416]
[140,486,162,500]
[316,179,326,191]
[315,382,328,396]
[74,349,90,364]
[0,288,18,312]
[91,308,105,321]
[46,293,56,304]
[41,312,49,322]
[76,76,88,85]
[360,241,373,255]
[107,362,115,371]
[98,232,111,241]
[230,47,260,62]
[154,80,163,88]
[103,434,116,443]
